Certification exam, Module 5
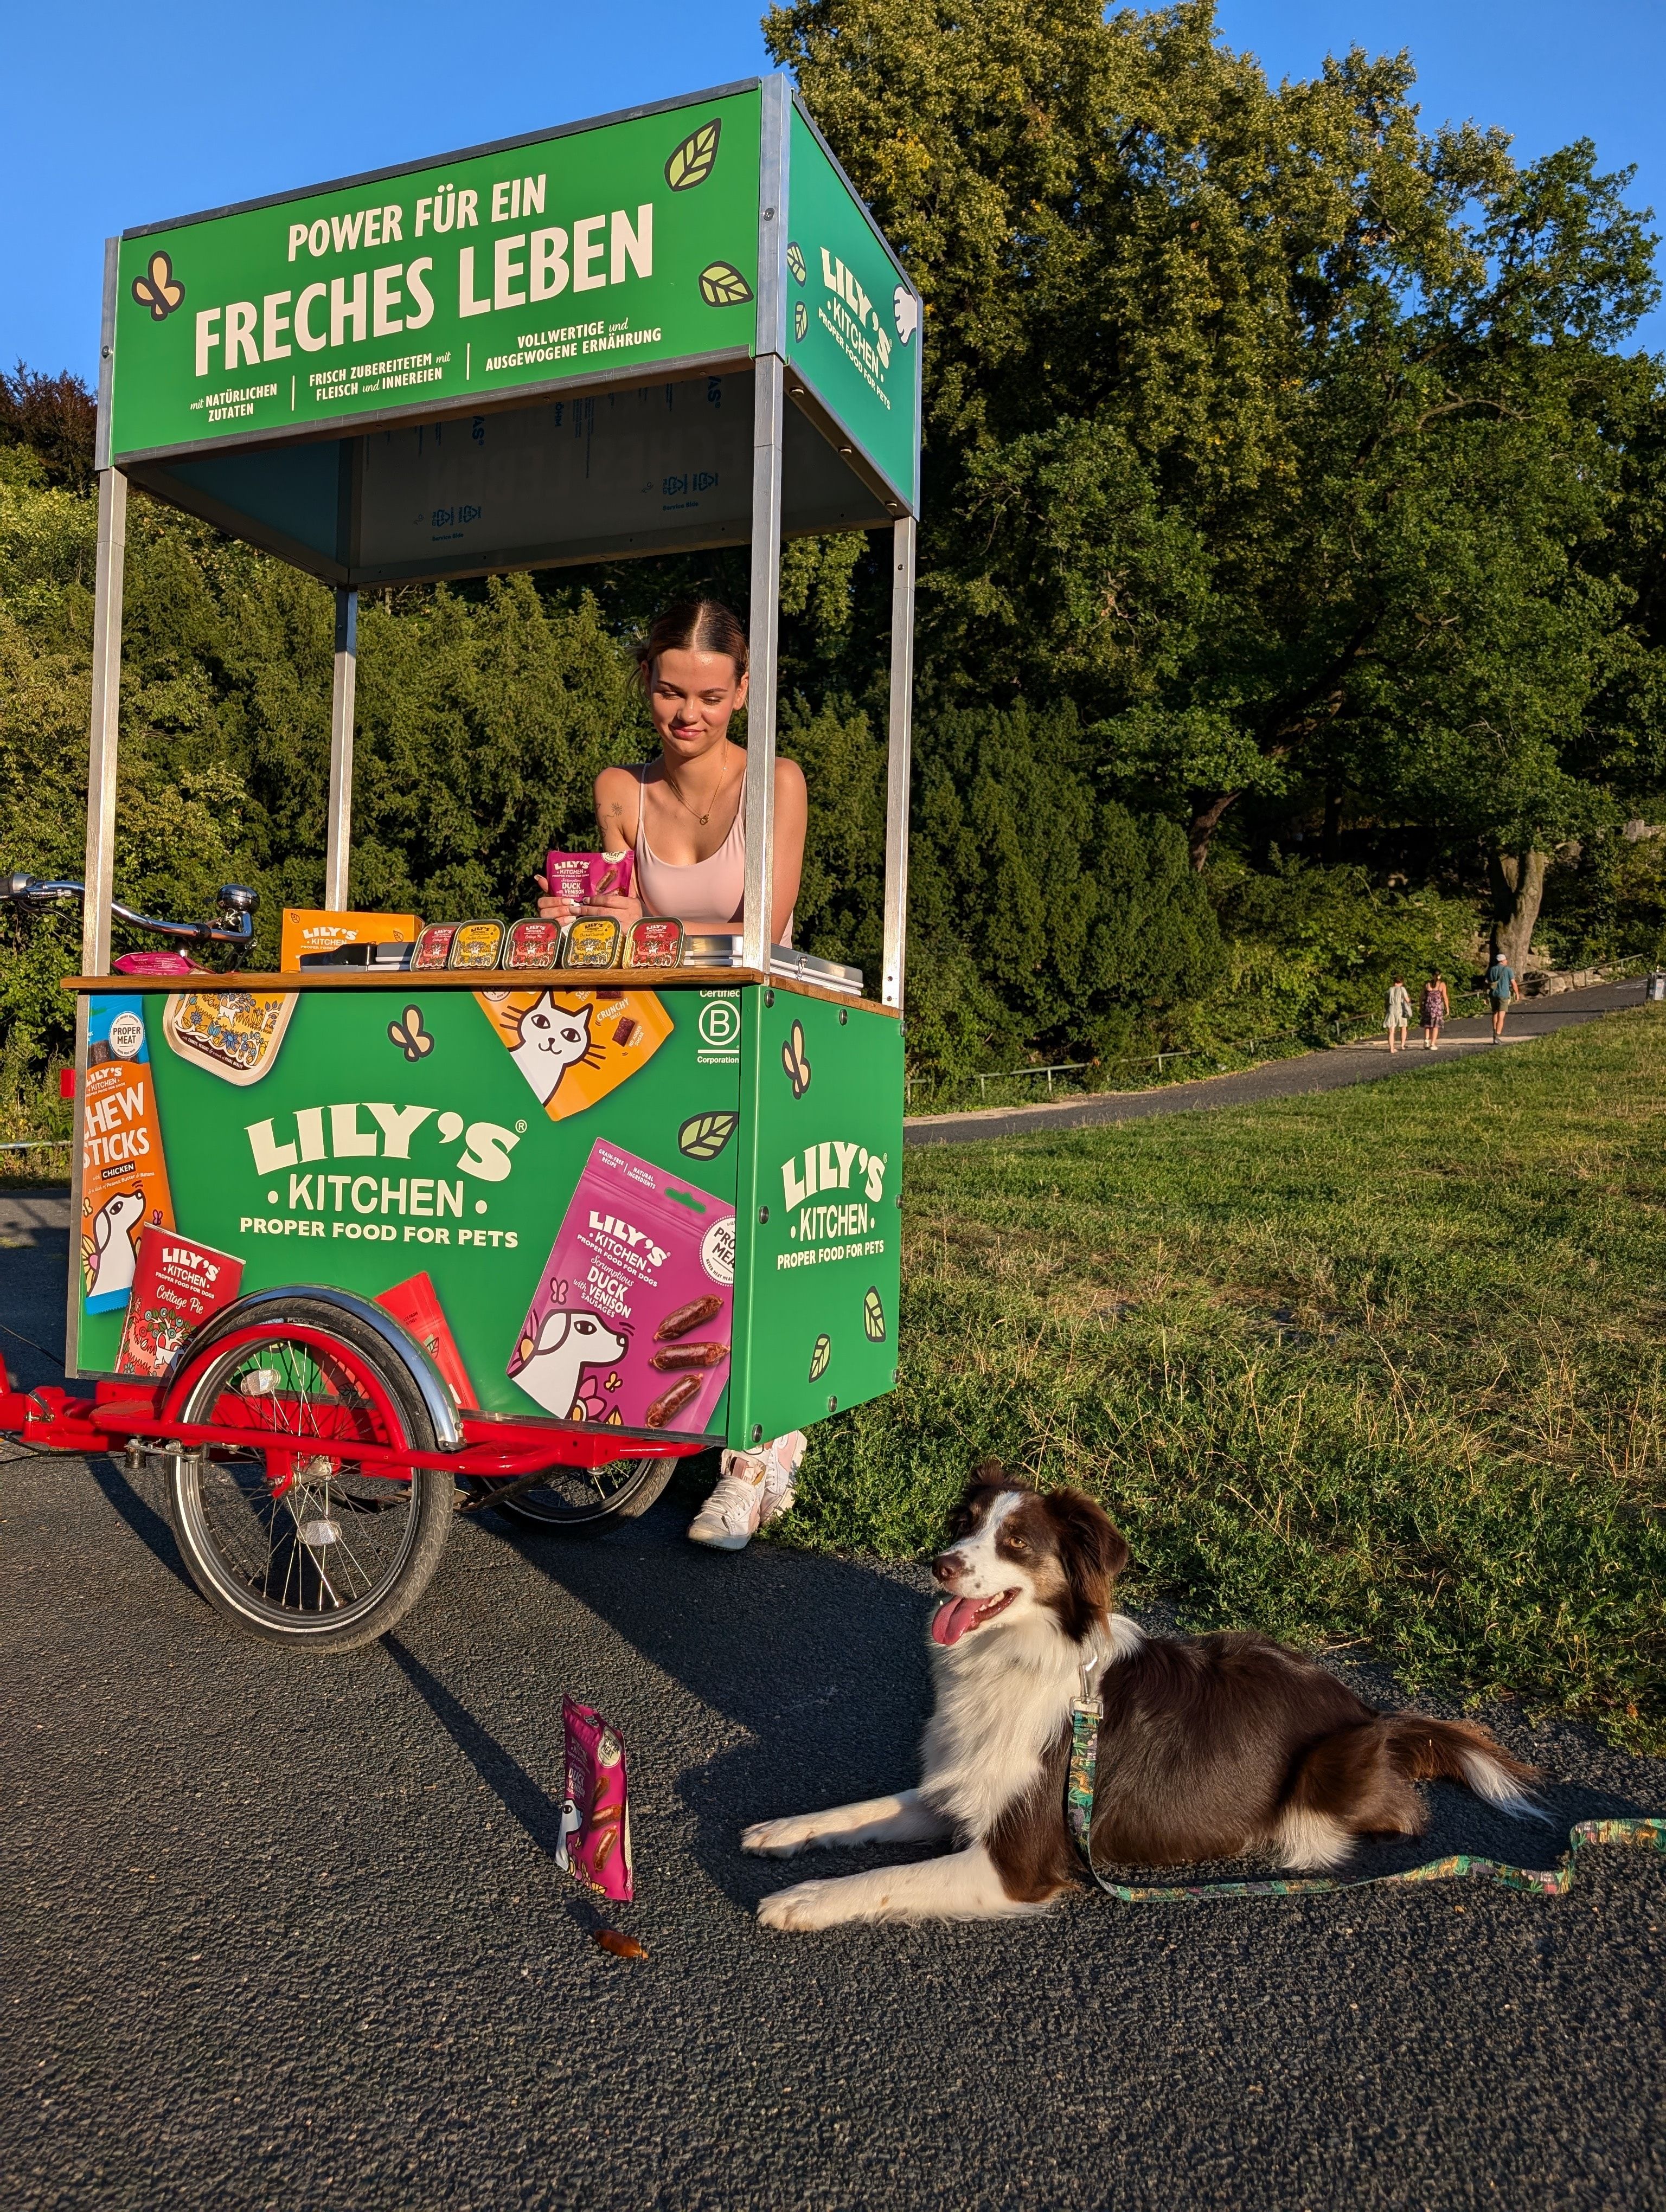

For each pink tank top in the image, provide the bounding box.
[632,766,793,945]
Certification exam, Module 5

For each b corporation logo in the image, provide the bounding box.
[699,1000,740,1049]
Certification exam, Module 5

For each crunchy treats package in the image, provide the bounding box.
[555,1697,633,1902]
[507,1138,734,1433]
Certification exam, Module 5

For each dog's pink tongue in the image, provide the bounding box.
[931,1597,981,1647]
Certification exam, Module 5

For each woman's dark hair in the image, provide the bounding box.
[636,597,749,678]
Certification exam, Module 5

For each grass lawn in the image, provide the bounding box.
[791,1008,1666,1754]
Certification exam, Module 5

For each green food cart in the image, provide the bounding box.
[0,76,919,1651]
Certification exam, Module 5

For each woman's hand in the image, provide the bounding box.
[533,872,578,923]
[579,892,643,926]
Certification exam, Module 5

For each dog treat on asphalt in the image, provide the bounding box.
[654,1293,723,1342]
[447,919,506,969]
[593,1928,646,1960]
[649,1340,728,1371]
[644,1374,702,1427]
[502,917,565,970]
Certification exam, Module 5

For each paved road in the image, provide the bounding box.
[3,1221,1664,2208]
[906,978,1654,1145]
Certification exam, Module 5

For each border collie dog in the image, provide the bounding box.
[744,1466,1542,1931]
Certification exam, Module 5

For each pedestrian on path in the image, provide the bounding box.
[1488,948,1521,1040]
[1384,975,1412,1053]
[1420,972,1450,1050]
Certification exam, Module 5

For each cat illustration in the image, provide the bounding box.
[509,995,599,1107]
[511,1306,629,1420]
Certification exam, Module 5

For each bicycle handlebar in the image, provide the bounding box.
[2,873,259,954]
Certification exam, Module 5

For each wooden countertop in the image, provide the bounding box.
[62,967,900,1018]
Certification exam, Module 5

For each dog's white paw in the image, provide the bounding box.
[741,1816,818,1857]
[757,1879,844,1931]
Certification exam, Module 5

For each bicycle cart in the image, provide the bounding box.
[1,77,920,1650]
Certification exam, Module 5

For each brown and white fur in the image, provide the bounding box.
[744,1465,1543,1931]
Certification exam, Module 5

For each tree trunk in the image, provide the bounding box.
[1188,790,1240,871]
[1488,847,1549,972]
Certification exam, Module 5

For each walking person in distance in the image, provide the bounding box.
[1384,975,1412,1054]
[1487,946,1522,1041]
[1420,970,1450,1050]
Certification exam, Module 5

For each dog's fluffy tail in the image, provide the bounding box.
[1384,1715,1548,1823]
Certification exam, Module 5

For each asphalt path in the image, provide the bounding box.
[906,978,1654,1145]
[3,1208,1665,2208]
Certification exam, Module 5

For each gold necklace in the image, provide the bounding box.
[660,750,732,828]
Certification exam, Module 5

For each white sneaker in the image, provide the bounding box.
[759,1431,807,1526]
[687,1433,808,1551]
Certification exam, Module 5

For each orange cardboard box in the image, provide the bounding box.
[280,909,421,970]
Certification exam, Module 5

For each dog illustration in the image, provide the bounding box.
[86,1190,146,1303]
[508,996,600,1107]
[744,1465,1545,1930]
[511,1305,629,1419]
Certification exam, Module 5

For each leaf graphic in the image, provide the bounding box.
[863,1287,887,1343]
[786,241,806,284]
[808,1333,831,1381]
[678,1109,740,1161]
[794,299,809,343]
[665,118,722,191]
[699,261,754,308]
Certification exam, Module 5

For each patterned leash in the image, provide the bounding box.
[1067,1687,1666,1903]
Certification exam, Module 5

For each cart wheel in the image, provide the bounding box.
[485,1454,680,1535]
[166,1298,453,1652]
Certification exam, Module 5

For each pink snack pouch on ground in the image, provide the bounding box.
[555,1696,633,1902]
[507,1137,735,1434]
[544,851,634,904]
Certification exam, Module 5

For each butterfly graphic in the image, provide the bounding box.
[132,250,185,321]
[781,1019,812,1099]
[387,1005,434,1062]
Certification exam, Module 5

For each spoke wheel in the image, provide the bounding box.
[166,1300,452,1651]
[485,1454,679,1535]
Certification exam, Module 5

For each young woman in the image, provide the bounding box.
[1383,975,1412,1054]
[1420,971,1450,1050]
[536,597,808,1552]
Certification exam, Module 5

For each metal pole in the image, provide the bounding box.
[741,356,784,975]
[81,468,127,979]
[881,515,917,1009]
[325,586,358,911]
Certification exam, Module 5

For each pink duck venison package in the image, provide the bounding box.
[507,1138,735,1433]
[555,1697,633,1902]
[544,850,634,904]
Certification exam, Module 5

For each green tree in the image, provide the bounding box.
[767,0,1666,968]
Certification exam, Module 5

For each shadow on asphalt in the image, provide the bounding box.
[84,1452,196,1590]
[463,1500,939,1907]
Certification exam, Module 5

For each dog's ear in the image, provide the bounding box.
[1043,1488,1129,1615]
[972,1456,1007,1486]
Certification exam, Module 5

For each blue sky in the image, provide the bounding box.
[11,1,1664,383]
